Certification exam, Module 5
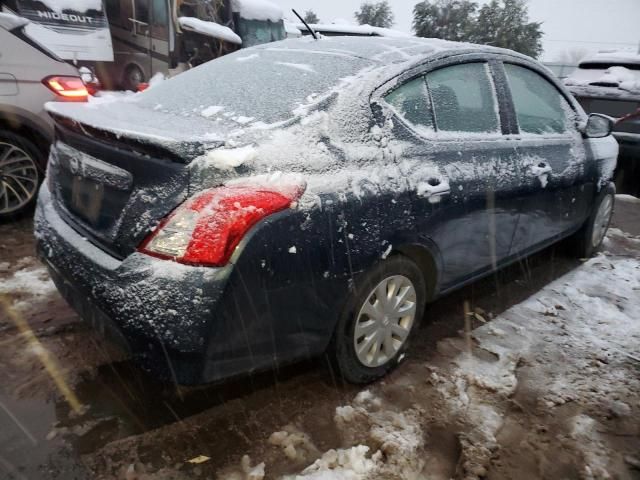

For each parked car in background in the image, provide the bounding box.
[35,37,618,386]
[0,13,87,220]
[565,52,640,194]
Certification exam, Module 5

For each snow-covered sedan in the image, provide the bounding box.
[35,36,618,385]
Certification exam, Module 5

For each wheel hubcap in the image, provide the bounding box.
[0,142,39,215]
[354,275,417,368]
[591,194,613,248]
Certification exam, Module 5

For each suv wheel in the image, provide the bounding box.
[0,131,43,221]
[330,255,426,384]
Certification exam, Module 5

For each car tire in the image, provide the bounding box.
[329,255,427,384]
[569,183,615,258]
[0,130,44,222]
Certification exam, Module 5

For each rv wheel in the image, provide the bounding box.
[123,65,145,92]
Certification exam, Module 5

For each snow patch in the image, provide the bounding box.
[194,145,257,170]
[0,264,57,312]
[178,17,242,45]
[275,62,316,74]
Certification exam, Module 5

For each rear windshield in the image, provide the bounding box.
[138,48,372,124]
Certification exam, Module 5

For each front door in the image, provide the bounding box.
[501,63,591,254]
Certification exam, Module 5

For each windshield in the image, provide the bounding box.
[138,47,371,124]
[235,17,285,47]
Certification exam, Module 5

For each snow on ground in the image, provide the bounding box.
[220,230,640,480]
[0,260,57,312]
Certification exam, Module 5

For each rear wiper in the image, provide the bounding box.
[292,8,319,40]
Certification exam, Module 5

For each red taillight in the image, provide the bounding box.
[42,76,88,102]
[138,183,306,267]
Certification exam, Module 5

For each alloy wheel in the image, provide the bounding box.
[591,194,613,248]
[0,141,39,216]
[354,275,417,368]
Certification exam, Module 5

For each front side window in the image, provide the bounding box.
[426,63,500,134]
[505,63,569,135]
[384,76,434,130]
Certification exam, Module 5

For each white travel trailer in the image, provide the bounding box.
[1,0,114,63]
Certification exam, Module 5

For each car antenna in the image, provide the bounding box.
[292,9,319,40]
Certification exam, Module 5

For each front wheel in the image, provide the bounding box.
[569,184,615,258]
[329,255,427,384]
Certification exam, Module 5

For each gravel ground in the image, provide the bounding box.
[0,198,638,480]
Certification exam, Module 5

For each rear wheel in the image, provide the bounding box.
[330,255,426,384]
[569,184,615,258]
[0,131,42,221]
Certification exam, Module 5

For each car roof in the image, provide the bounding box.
[254,35,511,67]
[579,51,640,67]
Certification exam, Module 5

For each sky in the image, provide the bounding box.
[277,0,640,62]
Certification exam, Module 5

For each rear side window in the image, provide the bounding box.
[505,64,569,135]
[426,63,500,134]
[384,77,434,130]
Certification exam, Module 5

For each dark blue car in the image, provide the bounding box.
[35,36,618,384]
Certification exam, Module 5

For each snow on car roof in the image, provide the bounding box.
[293,22,412,38]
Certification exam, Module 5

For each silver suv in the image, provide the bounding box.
[0,13,86,220]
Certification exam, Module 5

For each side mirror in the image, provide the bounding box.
[583,113,614,138]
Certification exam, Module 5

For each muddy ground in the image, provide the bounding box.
[0,197,639,480]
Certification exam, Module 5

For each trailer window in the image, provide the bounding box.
[152,0,168,27]
[134,0,150,35]
[105,0,120,23]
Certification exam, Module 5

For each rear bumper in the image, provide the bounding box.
[35,184,232,384]
[35,184,346,384]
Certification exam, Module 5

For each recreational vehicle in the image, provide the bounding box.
[101,0,285,90]
[1,0,114,63]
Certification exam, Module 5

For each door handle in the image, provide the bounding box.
[530,162,552,176]
[530,162,552,187]
[417,177,450,203]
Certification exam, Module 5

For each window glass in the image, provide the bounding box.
[384,77,434,130]
[426,63,500,133]
[151,0,168,27]
[105,0,120,23]
[505,64,568,134]
[134,0,149,24]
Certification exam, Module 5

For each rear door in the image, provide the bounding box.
[501,62,591,253]
[381,58,522,290]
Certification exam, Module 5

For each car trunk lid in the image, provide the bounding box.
[47,111,226,260]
